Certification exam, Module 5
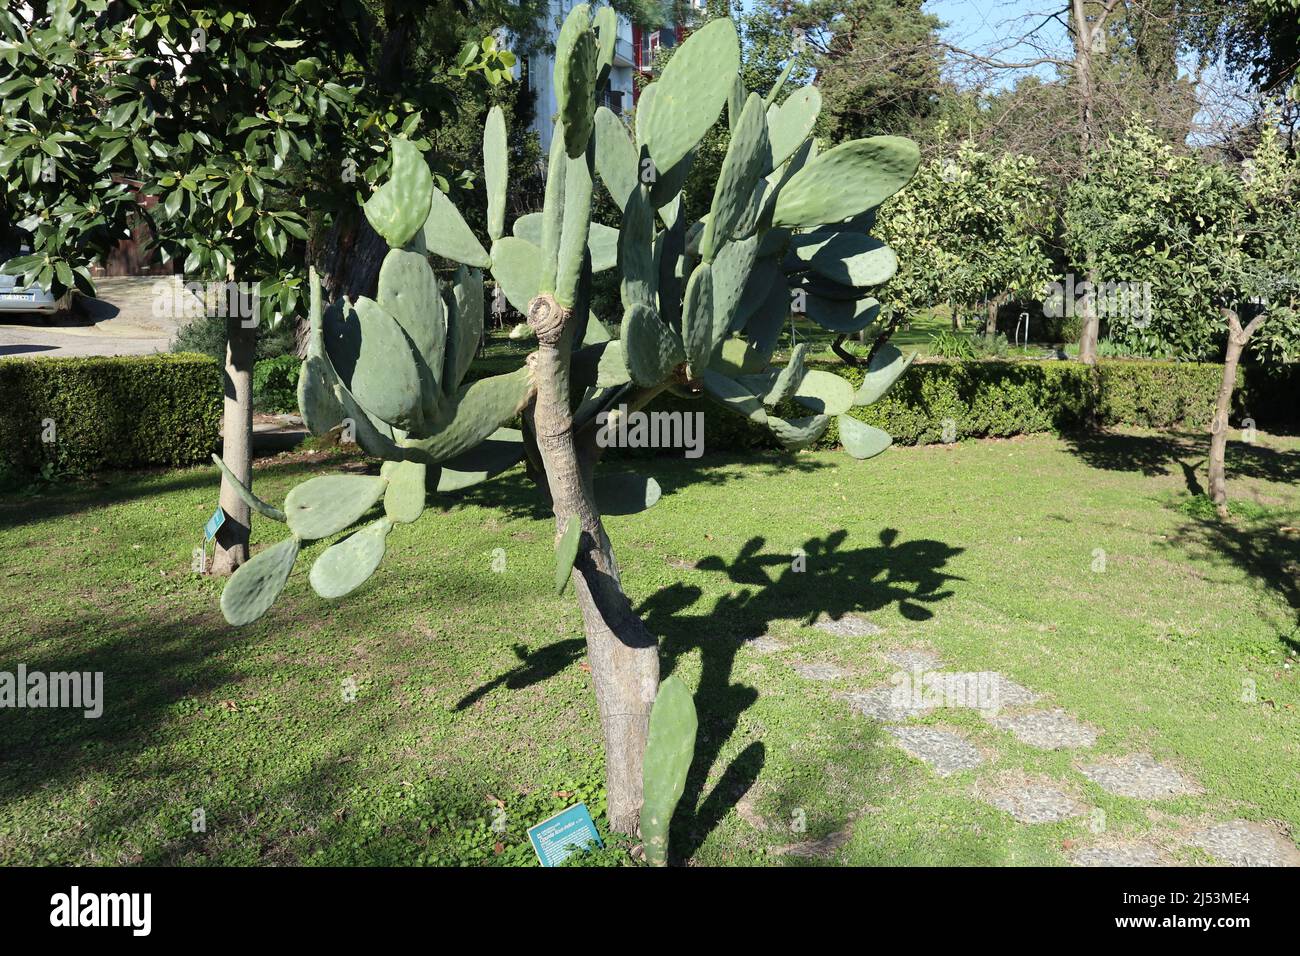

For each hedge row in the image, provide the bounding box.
[643,358,1285,454]
[0,353,222,475]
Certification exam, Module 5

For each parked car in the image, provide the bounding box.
[0,229,72,315]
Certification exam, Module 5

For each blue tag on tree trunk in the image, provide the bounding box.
[204,507,226,542]
[527,802,602,866]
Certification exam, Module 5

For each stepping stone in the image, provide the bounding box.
[985,784,1085,824]
[743,635,785,654]
[793,662,846,681]
[990,709,1098,750]
[887,726,983,776]
[1069,843,1167,867]
[1189,821,1300,867]
[887,671,1039,714]
[1078,754,1202,799]
[838,686,932,722]
[813,613,883,637]
[884,648,943,670]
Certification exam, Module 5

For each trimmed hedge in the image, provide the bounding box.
[643,358,1264,454]
[0,353,222,475]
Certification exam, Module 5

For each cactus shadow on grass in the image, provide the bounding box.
[644,527,963,862]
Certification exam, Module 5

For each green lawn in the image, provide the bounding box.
[1,428,1296,866]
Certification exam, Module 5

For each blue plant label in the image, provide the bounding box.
[527,802,602,866]
[204,507,226,542]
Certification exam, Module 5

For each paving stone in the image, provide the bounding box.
[743,635,785,654]
[887,670,1039,714]
[1078,754,1202,799]
[813,613,883,637]
[1069,843,1167,867]
[886,726,983,776]
[990,709,1098,749]
[883,648,944,670]
[793,662,846,681]
[838,686,932,721]
[1189,821,1300,867]
[985,784,1085,824]
[772,823,854,859]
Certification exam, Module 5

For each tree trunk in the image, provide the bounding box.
[1208,307,1266,516]
[526,293,660,836]
[212,316,257,575]
[1078,267,1100,365]
[985,293,1005,341]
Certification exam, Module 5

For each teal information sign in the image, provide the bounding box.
[204,507,226,541]
[527,802,602,866]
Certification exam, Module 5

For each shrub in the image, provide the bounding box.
[0,353,222,476]
[170,314,297,363]
[253,355,301,413]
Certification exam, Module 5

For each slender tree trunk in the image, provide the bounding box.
[1078,269,1100,365]
[526,292,660,836]
[1072,0,1107,365]
[212,316,257,575]
[985,293,1006,341]
[1208,307,1266,516]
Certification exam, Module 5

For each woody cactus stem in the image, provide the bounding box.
[527,292,659,835]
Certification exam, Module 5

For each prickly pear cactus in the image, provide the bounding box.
[208,5,920,865]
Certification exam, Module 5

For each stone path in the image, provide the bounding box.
[760,611,1299,867]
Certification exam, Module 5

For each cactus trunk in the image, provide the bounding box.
[526,291,660,836]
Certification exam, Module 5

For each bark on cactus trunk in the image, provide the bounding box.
[1207,307,1266,516]
[212,316,257,575]
[526,293,661,836]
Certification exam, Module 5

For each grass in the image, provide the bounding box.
[1,428,1297,866]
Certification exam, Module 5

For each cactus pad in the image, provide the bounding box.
[211,453,286,522]
[621,302,686,387]
[381,460,426,524]
[854,343,914,406]
[421,187,492,269]
[555,515,582,594]
[363,137,433,248]
[220,536,300,627]
[838,414,893,459]
[773,136,920,228]
[484,105,508,241]
[283,474,388,540]
[792,369,856,416]
[309,518,391,599]
[641,674,698,866]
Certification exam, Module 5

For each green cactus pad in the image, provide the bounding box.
[557,151,594,308]
[323,296,424,431]
[773,136,920,228]
[587,223,619,273]
[620,302,686,387]
[744,272,790,359]
[649,147,695,214]
[489,236,543,314]
[220,535,300,627]
[767,413,830,450]
[709,335,768,379]
[407,364,534,463]
[636,17,738,177]
[444,266,484,396]
[420,187,492,269]
[308,518,391,599]
[436,427,527,492]
[381,459,426,524]
[703,93,771,260]
[298,268,346,435]
[211,453,287,522]
[762,341,808,405]
[484,105,508,241]
[681,261,715,372]
[619,184,656,311]
[838,414,893,459]
[595,106,639,211]
[702,369,767,424]
[593,5,617,83]
[792,369,856,416]
[711,234,759,346]
[363,137,433,248]
[766,86,821,168]
[555,7,597,158]
[731,260,778,332]
[854,344,915,406]
[283,474,388,540]
[554,515,582,594]
[378,249,447,389]
[641,674,698,867]
[786,232,897,288]
[803,293,882,334]
[571,339,631,391]
[594,473,662,516]
[764,57,797,108]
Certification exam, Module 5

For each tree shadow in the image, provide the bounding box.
[1166,507,1300,657]
[640,527,963,862]
[452,639,586,711]
[1063,429,1300,488]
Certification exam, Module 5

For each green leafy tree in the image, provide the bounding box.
[207,8,920,855]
